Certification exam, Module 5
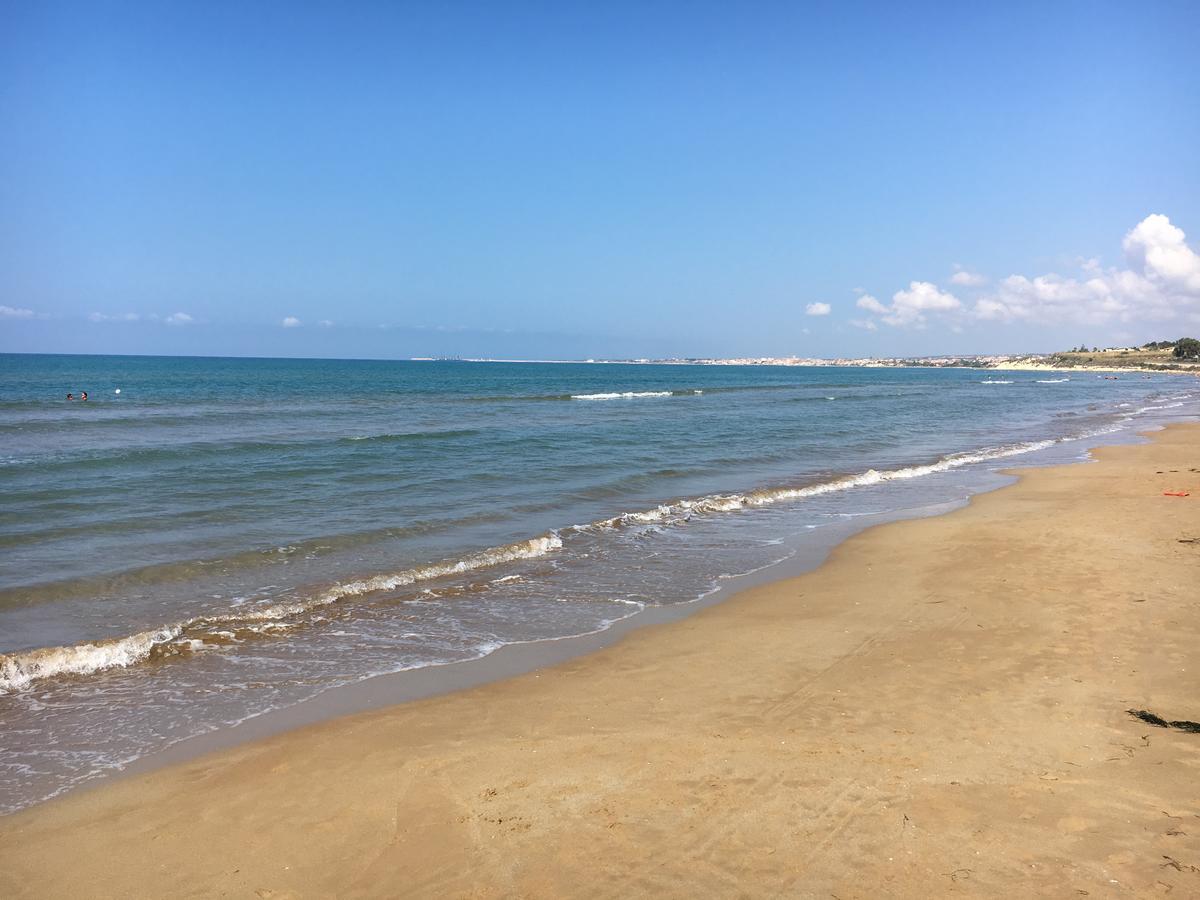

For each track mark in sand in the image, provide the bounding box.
[762,606,973,723]
[796,775,883,869]
[759,619,907,720]
[1161,855,1200,873]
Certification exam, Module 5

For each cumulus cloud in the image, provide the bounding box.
[805,302,831,316]
[282,316,301,328]
[950,266,986,287]
[1,305,36,319]
[972,214,1200,325]
[165,312,193,325]
[1123,214,1200,294]
[852,214,1200,331]
[857,282,961,328]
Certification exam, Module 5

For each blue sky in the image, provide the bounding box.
[2,1,1199,359]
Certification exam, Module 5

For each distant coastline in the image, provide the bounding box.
[431,346,1200,374]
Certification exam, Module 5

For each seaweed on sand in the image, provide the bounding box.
[1127,709,1200,733]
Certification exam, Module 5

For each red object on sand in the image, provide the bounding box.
[1163,491,1190,497]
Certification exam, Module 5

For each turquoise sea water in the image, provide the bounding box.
[1,353,1197,812]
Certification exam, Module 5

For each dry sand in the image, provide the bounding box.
[2,425,1198,898]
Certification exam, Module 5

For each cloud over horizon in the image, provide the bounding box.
[855,282,961,328]
[973,214,1200,326]
[856,214,1200,332]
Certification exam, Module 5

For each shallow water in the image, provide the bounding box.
[1,354,1197,812]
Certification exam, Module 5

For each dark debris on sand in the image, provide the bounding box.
[1128,709,1200,733]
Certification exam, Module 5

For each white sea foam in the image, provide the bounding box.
[575,439,1059,533]
[1036,378,1070,383]
[0,534,563,693]
[980,379,1013,384]
[571,391,673,400]
[1131,401,1184,414]
[0,626,183,692]
[235,533,563,624]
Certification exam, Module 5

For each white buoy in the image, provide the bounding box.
[114,388,121,394]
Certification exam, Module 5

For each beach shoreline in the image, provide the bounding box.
[2,423,1198,897]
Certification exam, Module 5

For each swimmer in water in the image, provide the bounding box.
[80,391,88,401]
[66,393,74,401]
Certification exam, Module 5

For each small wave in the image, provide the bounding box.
[0,533,563,693]
[1036,378,1070,384]
[341,429,480,444]
[979,379,1013,384]
[1131,401,1185,414]
[454,384,801,403]
[571,391,673,400]
[0,626,184,693]
[574,439,1058,533]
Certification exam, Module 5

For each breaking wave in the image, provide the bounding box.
[571,390,703,400]
[341,429,481,444]
[574,438,1058,531]
[0,534,563,692]
[0,626,186,693]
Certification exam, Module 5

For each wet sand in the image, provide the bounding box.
[2,424,1198,898]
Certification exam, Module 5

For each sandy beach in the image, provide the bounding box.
[2,424,1198,898]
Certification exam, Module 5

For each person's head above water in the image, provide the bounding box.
[80,392,88,401]
[66,393,74,401]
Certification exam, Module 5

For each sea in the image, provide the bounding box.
[1,353,1197,813]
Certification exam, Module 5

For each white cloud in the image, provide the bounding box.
[1,305,36,319]
[858,282,961,328]
[805,302,831,316]
[89,312,140,323]
[282,316,302,328]
[950,266,986,286]
[165,312,193,325]
[849,318,878,331]
[972,214,1200,325]
[318,319,334,327]
[1123,213,1200,293]
[856,294,887,315]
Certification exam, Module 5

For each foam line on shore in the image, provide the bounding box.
[0,534,563,692]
